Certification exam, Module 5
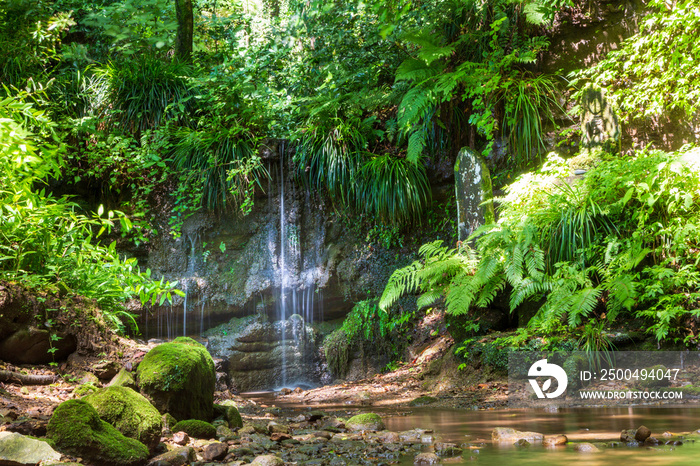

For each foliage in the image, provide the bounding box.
[382,148,700,343]
[574,0,700,123]
[0,92,181,334]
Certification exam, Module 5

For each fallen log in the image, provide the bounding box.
[0,370,57,385]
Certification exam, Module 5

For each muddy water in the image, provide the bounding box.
[248,392,700,465]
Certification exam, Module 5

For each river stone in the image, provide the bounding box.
[0,431,62,465]
[345,413,385,432]
[414,452,440,465]
[454,147,495,242]
[635,425,651,442]
[251,454,284,466]
[543,434,568,446]
[202,442,228,461]
[146,446,196,466]
[434,442,462,456]
[573,442,600,453]
[620,429,635,442]
[492,427,544,444]
[137,337,215,421]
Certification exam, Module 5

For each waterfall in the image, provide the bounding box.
[278,141,288,386]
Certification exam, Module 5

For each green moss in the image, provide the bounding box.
[323,329,350,378]
[74,382,99,397]
[108,368,137,390]
[218,401,243,428]
[171,419,217,439]
[85,386,162,450]
[345,413,385,432]
[136,337,215,421]
[47,399,149,466]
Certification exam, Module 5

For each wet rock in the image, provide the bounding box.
[279,388,292,395]
[635,425,651,442]
[146,446,196,466]
[644,436,660,446]
[203,442,228,461]
[251,454,284,466]
[434,442,462,456]
[573,443,600,453]
[376,431,400,443]
[491,427,544,444]
[0,431,62,465]
[345,413,385,432]
[307,410,326,422]
[216,425,234,439]
[543,435,568,446]
[173,431,189,445]
[414,452,440,465]
[620,429,636,442]
[93,360,120,380]
[514,439,530,447]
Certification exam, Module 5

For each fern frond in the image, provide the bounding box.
[379,260,424,310]
[417,289,443,309]
[568,287,602,327]
[406,128,427,164]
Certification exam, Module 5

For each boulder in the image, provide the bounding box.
[47,399,149,466]
[543,434,568,446]
[345,413,386,432]
[219,400,243,428]
[171,420,217,439]
[492,427,544,444]
[0,431,62,465]
[573,442,600,453]
[108,368,137,390]
[136,337,215,421]
[414,452,440,465]
[0,327,76,364]
[84,386,162,450]
[635,425,651,442]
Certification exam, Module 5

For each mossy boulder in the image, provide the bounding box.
[136,337,215,421]
[85,386,162,450]
[171,419,217,439]
[219,400,243,428]
[345,413,386,432]
[47,399,149,466]
[108,368,137,390]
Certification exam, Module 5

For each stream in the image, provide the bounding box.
[246,393,700,465]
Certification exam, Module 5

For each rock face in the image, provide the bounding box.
[0,431,62,465]
[205,314,322,391]
[136,337,215,421]
[85,386,163,450]
[47,399,150,466]
[454,147,495,242]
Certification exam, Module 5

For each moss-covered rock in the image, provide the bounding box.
[108,368,137,390]
[136,337,215,421]
[85,386,162,450]
[219,400,243,428]
[47,399,149,466]
[171,419,217,439]
[345,413,385,432]
[408,396,438,407]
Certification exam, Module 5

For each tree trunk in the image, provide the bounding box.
[175,0,193,62]
[0,370,57,385]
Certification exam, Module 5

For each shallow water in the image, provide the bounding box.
[247,392,700,465]
[384,406,700,465]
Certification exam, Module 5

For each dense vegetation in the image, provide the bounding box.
[1,0,700,352]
